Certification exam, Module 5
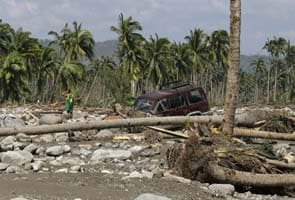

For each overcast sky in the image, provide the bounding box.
[0,0,294,55]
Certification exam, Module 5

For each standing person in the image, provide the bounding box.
[62,89,74,119]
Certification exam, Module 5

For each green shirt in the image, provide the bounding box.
[65,94,74,112]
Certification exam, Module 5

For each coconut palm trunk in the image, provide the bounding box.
[223,0,241,135]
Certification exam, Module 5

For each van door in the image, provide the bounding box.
[186,89,209,113]
[165,94,187,116]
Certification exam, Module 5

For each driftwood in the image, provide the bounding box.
[147,126,189,138]
[234,128,295,140]
[208,162,295,187]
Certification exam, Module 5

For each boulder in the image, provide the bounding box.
[208,184,235,196]
[55,132,69,143]
[39,114,62,125]
[23,144,39,154]
[1,151,33,166]
[0,136,17,151]
[1,116,25,128]
[96,129,113,139]
[46,146,64,156]
[89,149,132,164]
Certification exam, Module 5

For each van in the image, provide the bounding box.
[132,81,209,116]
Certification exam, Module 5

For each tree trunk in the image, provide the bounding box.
[223,0,241,135]
[267,69,270,104]
[208,162,295,187]
[234,128,295,140]
[274,63,278,102]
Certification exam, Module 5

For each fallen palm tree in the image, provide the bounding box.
[166,129,295,191]
[0,111,294,140]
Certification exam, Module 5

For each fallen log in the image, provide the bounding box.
[208,162,295,187]
[0,116,220,136]
[0,114,293,139]
[234,128,295,140]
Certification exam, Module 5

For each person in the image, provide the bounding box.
[62,89,74,118]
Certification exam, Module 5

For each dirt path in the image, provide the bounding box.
[0,172,218,200]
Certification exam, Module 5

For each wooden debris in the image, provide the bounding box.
[208,162,295,187]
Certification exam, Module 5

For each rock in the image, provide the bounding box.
[16,133,32,143]
[35,147,46,155]
[63,145,71,153]
[71,165,81,171]
[80,149,92,156]
[104,142,113,148]
[163,172,191,184]
[79,144,92,150]
[55,132,69,142]
[55,168,68,173]
[129,146,146,154]
[96,129,113,139]
[39,134,55,143]
[0,136,17,151]
[142,171,153,179]
[6,166,21,173]
[12,142,26,151]
[39,114,62,125]
[1,116,25,128]
[1,151,33,166]
[122,171,143,180]
[24,144,39,153]
[49,160,62,166]
[151,168,164,178]
[59,157,85,165]
[0,163,9,171]
[46,146,64,156]
[208,184,235,196]
[32,161,43,172]
[89,149,132,164]
[134,193,171,200]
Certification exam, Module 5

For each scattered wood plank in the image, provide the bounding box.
[147,126,188,139]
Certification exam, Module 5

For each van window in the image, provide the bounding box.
[188,89,203,103]
[169,95,184,109]
[133,98,154,113]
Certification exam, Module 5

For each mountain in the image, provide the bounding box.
[240,55,270,73]
[94,40,117,58]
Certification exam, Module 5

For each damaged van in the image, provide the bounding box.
[132,82,209,116]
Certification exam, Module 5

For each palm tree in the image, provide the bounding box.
[185,28,209,83]
[48,22,95,98]
[144,34,171,87]
[84,56,116,105]
[263,37,287,102]
[223,0,241,135]
[111,13,145,96]
[251,58,266,104]
[0,26,40,102]
[172,42,191,81]
[33,47,59,102]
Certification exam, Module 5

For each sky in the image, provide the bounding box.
[0,0,294,55]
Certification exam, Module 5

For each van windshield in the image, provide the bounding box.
[133,98,154,113]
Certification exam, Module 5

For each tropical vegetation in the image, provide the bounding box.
[0,14,295,106]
